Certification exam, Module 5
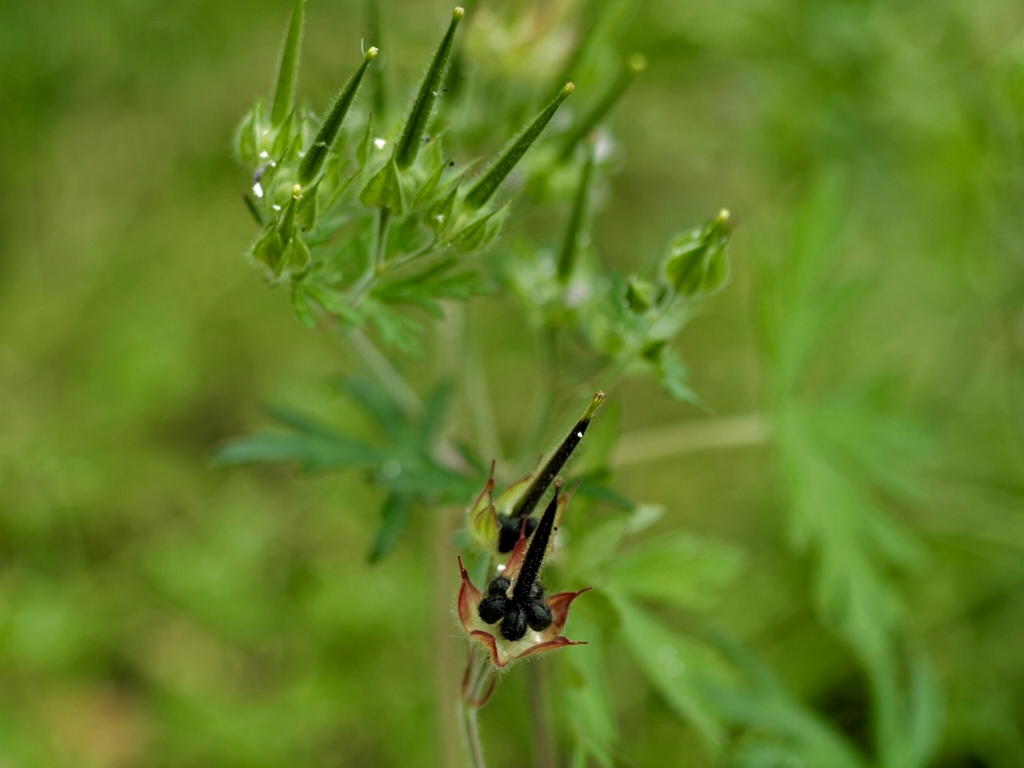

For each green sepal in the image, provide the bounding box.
[271,0,306,127]
[464,82,575,211]
[394,7,464,170]
[360,155,406,214]
[297,180,320,231]
[279,190,299,243]
[297,47,378,185]
[243,195,265,226]
[446,206,506,253]
[357,112,375,168]
[280,234,312,277]
[252,224,285,272]
[272,110,299,159]
[467,469,499,552]
[234,106,261,166]
[424,176,461,232]
[663,209,733,297]
[414,156,452,208]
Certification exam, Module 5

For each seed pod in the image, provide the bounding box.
[463,83,575,211]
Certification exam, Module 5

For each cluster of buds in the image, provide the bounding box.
[458,393,604,674]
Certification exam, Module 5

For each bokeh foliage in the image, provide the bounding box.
[1,0,1022,766]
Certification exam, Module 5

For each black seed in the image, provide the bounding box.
[500,604,527,641]
[478,595,509,625]
[487,577,511,596]
[525,599,553,632]
[529,581,545,600]
[497,514,539,553]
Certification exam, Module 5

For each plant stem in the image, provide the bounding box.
[612,413,770,467]
[459,699,487,768]
[526,663,558,768]
[348,328,422,415]
[433,505,461,768]
[521,327,559,462]
[374,206,391,273]
[464,308,503,464]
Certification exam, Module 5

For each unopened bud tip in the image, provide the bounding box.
[366,46,379,59]
[583,391,606,419]
[453,7,465,20]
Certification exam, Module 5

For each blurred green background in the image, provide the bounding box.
[1,0,1023,766]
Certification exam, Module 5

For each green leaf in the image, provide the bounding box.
[374,258,488,314]
[297,47,378,185]
[607,533,744,611]
[652,346,705,406]
[463,82,576,210]
[394,7,464,170]
[212,431,381,472]
[339,376,406,437]
[305,285,363,326]
[608,589,730,745]
[362,300,423,358]
[291,285,318,329]
[270,0,305,127]
[560,618,618,768]
[369,493,412,562]
[873,652,942,768]
[573,517,630,572]
[360,156,406,214]
[706,631,867,768]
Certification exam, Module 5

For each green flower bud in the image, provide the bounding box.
[663,209,733,297]
[625,276,656,312]
[360,156,406,214]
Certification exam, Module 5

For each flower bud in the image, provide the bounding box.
[663,209,733,297]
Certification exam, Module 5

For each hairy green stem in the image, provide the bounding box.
[458,700,487,768]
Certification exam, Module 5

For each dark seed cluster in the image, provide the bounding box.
[496,514,538,554]
[477,576,553,642]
